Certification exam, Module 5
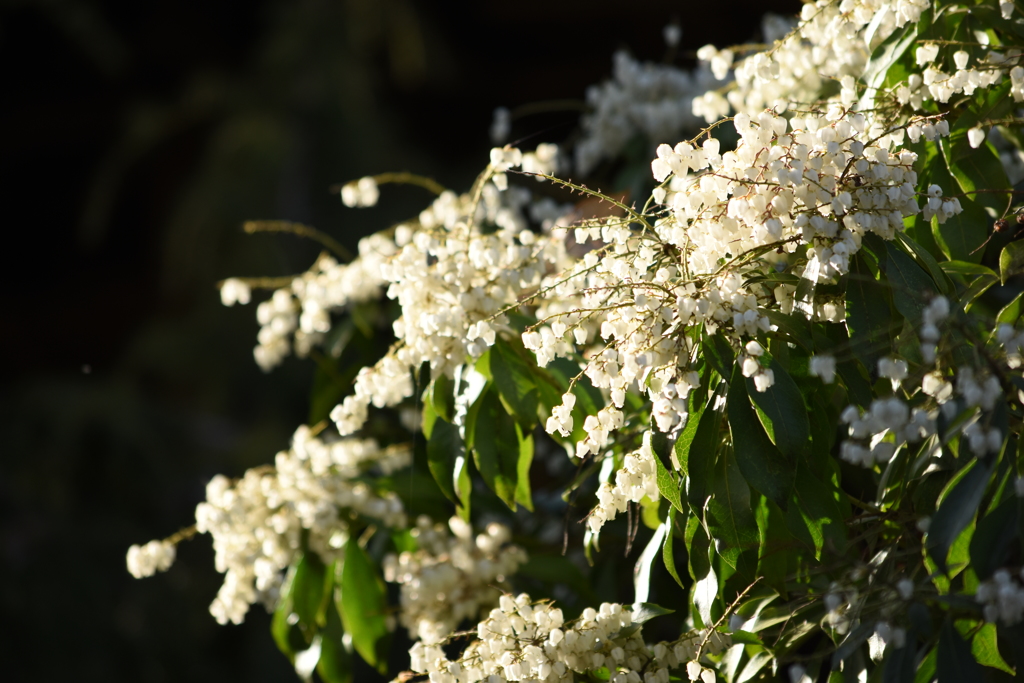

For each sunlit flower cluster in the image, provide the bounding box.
[406,594,730,683]
[383,516,527,644]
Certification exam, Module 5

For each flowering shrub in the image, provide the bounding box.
[128,2,1024,681]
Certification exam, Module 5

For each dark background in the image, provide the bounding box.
[0,1,799,680]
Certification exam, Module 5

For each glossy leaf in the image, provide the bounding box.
[746,354,809,461]
[317,600,353,683]
[927,459,993,573]
[969,495,1018,581]
[427,417,462,505]
[996,292,1023,325]
[488,336,540,428]
[1000,240,1024,285]
[681,394,722,511]
[728,368,794,509]
[339,540,390,673]
[470,387,524,509]
[430,372,456,423]
[293,551,331,630]
[634,521,668,605]
[705,441,759,580]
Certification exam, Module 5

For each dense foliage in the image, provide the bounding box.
[129,1,1024,681]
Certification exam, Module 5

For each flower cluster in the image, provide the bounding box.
[588,432,660,535]
[221,232,397,370]
[127,426,409,625]
[406,594,730,683]
[976,568,1024,625]
[331,175,574,436]
[126,540,176,579]
[383,516,527,644]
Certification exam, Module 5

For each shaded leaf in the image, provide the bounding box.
[746,354,809,461]
[1000,241,1024,285]
[937,617,983,683]
[488,337,540,428]
[847,252,896,370]
[663,507,685,589]
[727,367,794,509]
[470,388,523,509]
[430,372,456,423]
[427,418,462,505]
[927,458,992,573]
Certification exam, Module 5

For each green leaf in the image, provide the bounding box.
[692,564,718,629]
[317,601,353,683]
[427,418,462,505]
[681,394,722,511]
[272,564,307,661]
[745,354,810,461]
[1000,241,1024,285]
[895,232,950,295]
[293,551,332,630]
[937,617,984,683]
[928,149,991,263]
[914,648,937,683]
[655,454,685,515]
[727,367,794,510]
[969,495,1019,581]
[997,292,1023,325]
[488,337,541,428]
[786,465,848,560]
[927,459,993,573]
[754,495,791,597]
[940,260,998,277]
[515,427,534,512]
[470,388,524,509]
[885,242,937,326]
[705,440,759,580]
[941,118,1012,224]
[339,541,390,673]
[663,507,685,589]
[430,372,456,423]
[703,333,735,380]
[972,622,1013,674]
[630,602,675,624]
[846,252,896,370]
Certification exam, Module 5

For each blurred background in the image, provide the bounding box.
[0,0,798,680]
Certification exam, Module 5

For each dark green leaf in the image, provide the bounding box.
[339,541,390,673]
[940,260,998,277]
[754,495,790,597]
[786,465,847,559]
[427,418,462,505]
[927,459,993,573]
[1000,241,1024,285]
[488,337,540,428]
[317,600,353,683]
[515,427,534,512]
[470,388,523,509]
[746,354,809,461]
[682,394,722,511]
[885,242,936,326]
[914,648,937,683]
[705,441,759,580]
[970,495,1018,580]
[846,252,896,370]
[727,368,794,509]
[883,643,916,683]
[293,551,331,629]
[703,333,735,380]
[937,617,983,683]
[430,373,456,423]
[895,232,950,295]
